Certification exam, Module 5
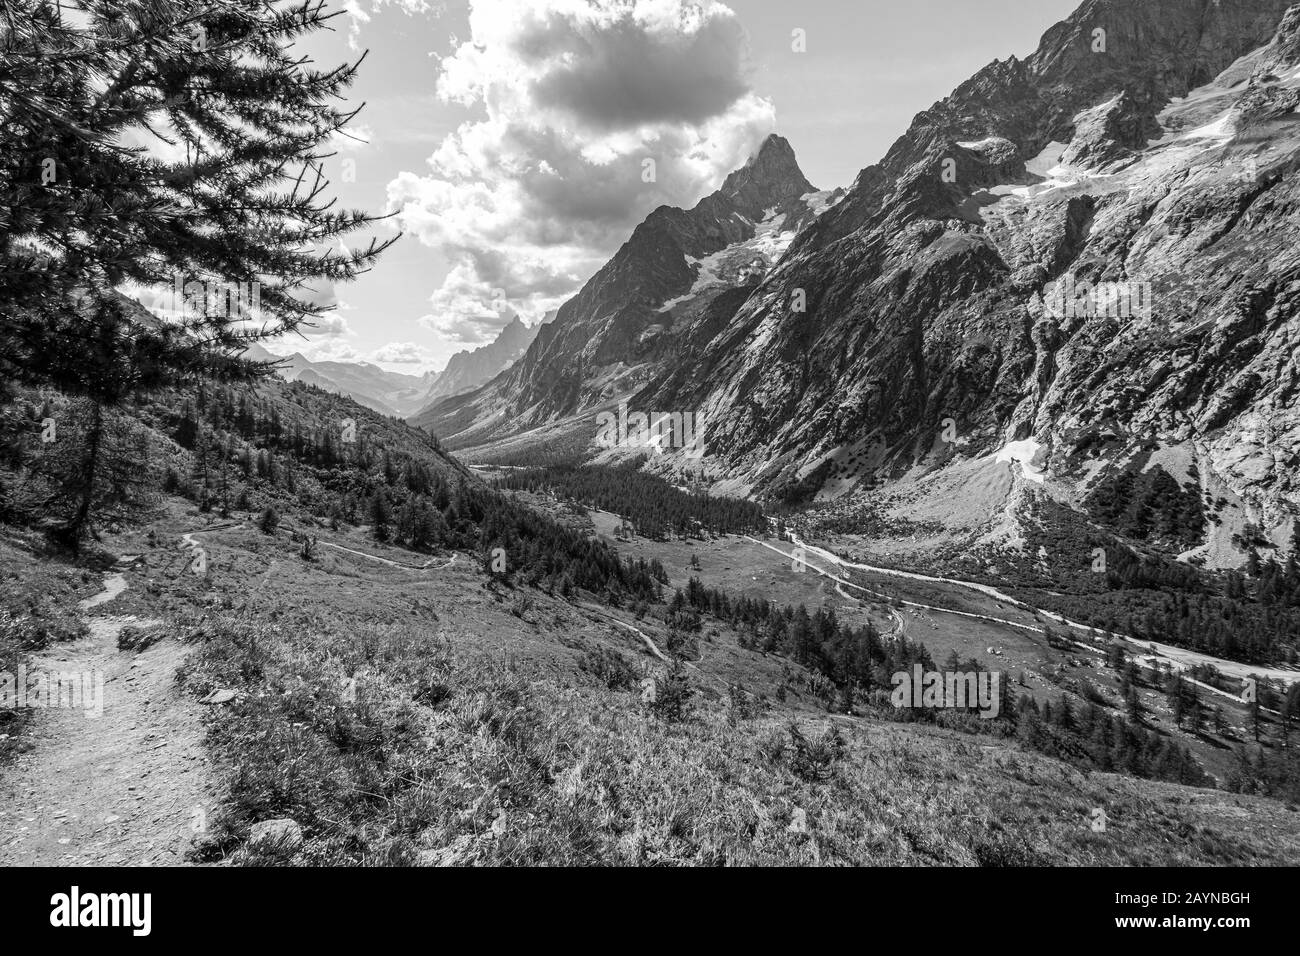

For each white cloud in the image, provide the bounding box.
[260,337,362,363]
[116,125,191,165]
[414,259,570,343]
[371,341,435,363]
[303,340,362,362]
[388,0,774,344]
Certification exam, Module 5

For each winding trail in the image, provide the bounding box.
[0,559,212,865]
[606,616,670,663]
[583,608,733,692]
[583,607,675,666]
[748,536,1052,636]
[278,520,458,571]
[318,540,456,571]
[1,520,465,864]
[834,581,905,638]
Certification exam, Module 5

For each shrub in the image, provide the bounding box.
[579,647,637,690]
[259,507,280,535]
[787,722,844,782]
[647,658,692,722]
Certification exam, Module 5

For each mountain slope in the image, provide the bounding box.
[247,314,542,421]
[411,134,841,445]
[637,0,1300,567]
[414,0,1300,576]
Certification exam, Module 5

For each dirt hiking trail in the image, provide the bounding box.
[0,557,214,865]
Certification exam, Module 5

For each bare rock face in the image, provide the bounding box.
[634,0,1300,552]
[1059,92,1149,169]
[1259,2,1300,72]
[418,315,539,407]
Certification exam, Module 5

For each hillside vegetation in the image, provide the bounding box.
[3,374,1297,863]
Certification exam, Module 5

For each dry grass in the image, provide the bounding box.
[175,607,1300,866]
[0,535,94,762]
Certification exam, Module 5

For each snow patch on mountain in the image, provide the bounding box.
[657,192,837,313]
[993,439,1047,484]
[801,188,842,216]
[1178,110,1236,144]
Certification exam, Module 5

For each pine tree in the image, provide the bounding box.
[2,2,395,394]
[371,490,390,542]
[999,673,1016,723]
[1170,676,1187,728]
[1125,684,1143,723]
[258,505,280,535]
[1053,695,1075,732]
[15,398,151,541]
[0,1,394,547]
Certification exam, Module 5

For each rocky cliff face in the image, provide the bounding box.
[641,0,1300,563]
[416,314,539,408]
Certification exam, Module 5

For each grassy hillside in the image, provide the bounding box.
[4,381,1299,865]
[10,506,1291,866]
[0,533,94,764]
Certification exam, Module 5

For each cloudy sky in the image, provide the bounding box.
[281,0,1080,373]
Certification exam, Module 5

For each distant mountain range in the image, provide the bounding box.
[245,315,539,418]
[243,342,431,417]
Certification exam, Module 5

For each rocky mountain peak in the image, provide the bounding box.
[719,133,814,213]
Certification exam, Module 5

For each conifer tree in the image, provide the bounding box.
[1,1,395,546]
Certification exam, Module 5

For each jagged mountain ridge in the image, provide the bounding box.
[244,342,432,417]
[640,0,1300,565]
[410,134,841,442]
[413,314,540,411]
